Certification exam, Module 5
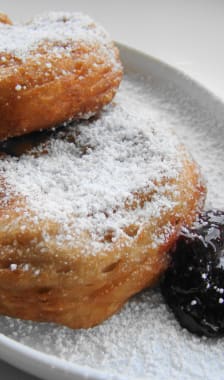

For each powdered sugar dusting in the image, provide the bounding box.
[0,11,120,69]
[0,72,224,380]
[0,83,183,252]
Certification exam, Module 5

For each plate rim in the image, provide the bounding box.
[0,42,224,380]
[117,41,224,110]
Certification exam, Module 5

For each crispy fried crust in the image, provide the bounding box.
[0,13,12,25]
[0,154,205,328]
[0,14,122,141]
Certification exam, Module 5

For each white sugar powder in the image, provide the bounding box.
[0,73,224,380]
[0,12,120,69]
[0,80,183,251]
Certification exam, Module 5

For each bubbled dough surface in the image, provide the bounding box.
[0,73,223,380]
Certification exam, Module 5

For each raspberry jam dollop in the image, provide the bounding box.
[160,210,224,338]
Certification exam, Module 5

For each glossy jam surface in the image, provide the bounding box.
[161,210,224,338]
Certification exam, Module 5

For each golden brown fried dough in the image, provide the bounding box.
[0,13,12,25]
[0,103,206,329]
[0,12,122,140]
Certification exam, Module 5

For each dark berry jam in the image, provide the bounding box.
[160,210,224,338]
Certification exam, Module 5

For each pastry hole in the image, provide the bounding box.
[123,224,139,237]
[75,61,83,71]
[102,260,120,273]
[0,262,12,269]
[101,229,116,243]
[38,287,52,294]
[56,266,71,274]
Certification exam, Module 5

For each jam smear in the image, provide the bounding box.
[161,210,224,338]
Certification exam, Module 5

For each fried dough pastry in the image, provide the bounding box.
[0,13,12,25]
[0,12,122,141]
[0,102,206,329]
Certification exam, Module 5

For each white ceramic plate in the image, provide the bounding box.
[0,44,224,380]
